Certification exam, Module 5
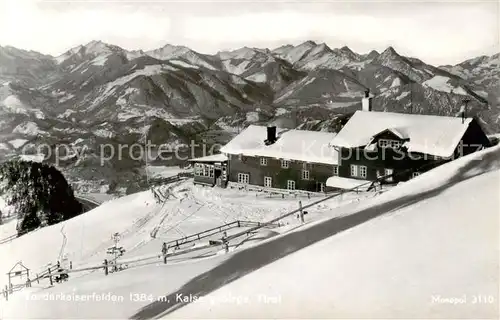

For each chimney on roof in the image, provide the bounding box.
[362,89,373,112]
[462,98,470,124]
[265,126,277,145]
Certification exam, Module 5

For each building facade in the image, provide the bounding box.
[189,154,229,187]
[227,153,334,193]
[189,91,490,192]
[219,125,339,193]
[327,106,491,189]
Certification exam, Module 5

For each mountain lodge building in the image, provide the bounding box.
[189,91,490,193]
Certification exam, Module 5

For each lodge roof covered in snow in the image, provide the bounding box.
[220,125,339,164]
[329,111,475,158]
[188,154,228,163]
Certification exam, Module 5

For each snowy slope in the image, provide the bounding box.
[0,179,363,283]
[422,75,468,95]
[2,146,499,319]
[165,145,500,319]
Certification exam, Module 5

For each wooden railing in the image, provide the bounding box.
[159,220,280,251]
[148,172,193,187]
[228,182,326,198]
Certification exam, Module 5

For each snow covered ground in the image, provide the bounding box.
[0,212,17,240]
[0,179,367,319]
[0,197,16,238]
[1,146,499,319]
[163,145,500,319]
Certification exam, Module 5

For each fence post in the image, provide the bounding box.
[299,201,305,223]
[70,261,73,270]
[36,274,40,284]
[4,285,8,301]
[103,259,109,276]
[48,268,53,286]
[162,242,167,264]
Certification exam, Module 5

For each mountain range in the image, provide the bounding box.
[0,40,499,194]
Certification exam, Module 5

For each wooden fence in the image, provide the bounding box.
[0,218,278,301]
[158,220,281,251]
[1,262,65,301]
[148,172,193,187]
[228,182,326,199]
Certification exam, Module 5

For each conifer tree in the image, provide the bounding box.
[0,160,83,235]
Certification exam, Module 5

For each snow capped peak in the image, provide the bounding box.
[365,50,380,60]
[274,41,319,65]
[375,46,404,66]
[54,40,122,65]
[82,40,122,56]
[145,44,191,60]
[381,46,399,57]
[85,39,104,47]
[299,40,318,48]
[0,45,51,61]
[218,46,261,60]
[307,43,332,56]
[54,46,82,64]
[271,44,294,55]
[126,49,146,61]
[335,45,359,61]
[339,45,354,54]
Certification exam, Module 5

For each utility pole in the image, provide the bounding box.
[409,82,413,114]
[298,200,305,223]
[144,116,150,186]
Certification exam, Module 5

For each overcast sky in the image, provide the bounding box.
[0,0,498,65]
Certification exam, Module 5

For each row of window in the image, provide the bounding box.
[259,157,290,168]
[237,173,325,192]
[194,163,214,177]
[206,163,419,182]
[378,139,402,149]
[349,165,420,180]
[237,170,310,183]
[350,164,368,178]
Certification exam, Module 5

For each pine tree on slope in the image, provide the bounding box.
[0,160,83,236]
